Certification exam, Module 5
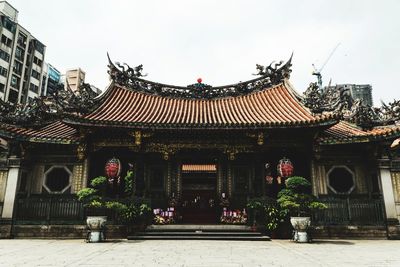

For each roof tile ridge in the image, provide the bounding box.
[270,85,301,123]
[283,79,333,122]
[247,90,271,123]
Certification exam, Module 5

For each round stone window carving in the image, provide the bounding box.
[44,166,72,193]
[327,165,355,194]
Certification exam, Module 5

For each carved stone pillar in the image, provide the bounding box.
[1,157,21,219]
[378,160,399,224]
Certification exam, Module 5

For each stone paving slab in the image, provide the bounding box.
[0,239,400,266]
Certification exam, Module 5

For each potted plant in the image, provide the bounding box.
[77,176,108,242]
[246,197,279,233]
[246,197,265,231]
[264,203,287,238]
[277,176,326,243]
[104,199,152,234]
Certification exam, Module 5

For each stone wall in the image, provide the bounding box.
[10,225,127,239]
[311,225,388,239]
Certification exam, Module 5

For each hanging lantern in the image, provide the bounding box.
[277,157,294,178]
[105,157,121,183]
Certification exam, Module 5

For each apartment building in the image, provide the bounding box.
[65,68,85,92]
[0,1,46,104]
[41,63,62,96]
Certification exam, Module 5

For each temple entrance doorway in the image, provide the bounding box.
[180,164,217,224]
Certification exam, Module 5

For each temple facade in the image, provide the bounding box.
[0,56,400,238]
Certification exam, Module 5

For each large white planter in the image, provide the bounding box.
[290,217,311,243]
[86,216,107,243]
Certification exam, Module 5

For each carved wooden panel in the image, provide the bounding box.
[391,172,400,203]
[72,164,84,193]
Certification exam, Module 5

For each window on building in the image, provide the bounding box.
[0,49,10,62]
[0,66,8,77]
[15,47,24,61]
[10,75,20,88]
[34,40,45,54]
[31,69,40,80]
[29,83,38,93]
[0,82,4,93]
[33,56,42,67]
[13,60,23,75]
[1,16,16,33]
[7,89,18,103]
[17,33,27,47]
[1,35,12,47]
[327,166,356,194]
[43,166,72,193]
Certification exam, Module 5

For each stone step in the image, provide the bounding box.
[146,224,253,232]
[128,235,270,241]
[128,224,270,241]
[135,231,263,236]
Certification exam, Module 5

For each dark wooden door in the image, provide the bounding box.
[180,171,217,224]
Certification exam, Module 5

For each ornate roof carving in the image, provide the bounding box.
[0,97,54,127]
[51,82,98,114]
[302,82,400,129]
[0,82,99,127]
[107,53,293,99]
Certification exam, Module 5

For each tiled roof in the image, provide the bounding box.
[319,121,400,144]
[0,121,79,144]
[66,82,336,129]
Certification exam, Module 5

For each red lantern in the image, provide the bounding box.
[277,157,294,178]
[105,157,121,183]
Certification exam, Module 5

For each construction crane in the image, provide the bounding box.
[312,43,340,89]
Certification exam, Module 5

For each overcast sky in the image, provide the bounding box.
[9,0,400,104]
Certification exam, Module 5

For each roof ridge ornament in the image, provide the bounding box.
[253,52,293,82]
[302,82,400,129]
[0,81,99,127]
[106,53,293,99]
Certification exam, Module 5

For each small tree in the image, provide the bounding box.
[76,173,152,226]
[277,176,326,217]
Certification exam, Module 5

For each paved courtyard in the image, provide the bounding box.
[0,239,400,266]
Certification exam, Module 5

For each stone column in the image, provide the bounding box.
[378,162,399,223]
[1,158,21,219]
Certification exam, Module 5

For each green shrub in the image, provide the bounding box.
[246,197,266,210]
[90,176,107,188]
[76,188,98,203]
[277,176,327,216]
[88,199,103,208]
[285,176,311,193]
[265,204,287,231]
[105,201,127,212]
[124,170,134,195]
